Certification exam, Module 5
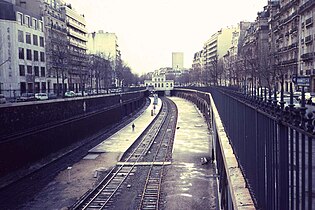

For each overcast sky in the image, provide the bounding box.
[66,0,268,75]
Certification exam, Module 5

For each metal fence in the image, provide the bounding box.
[206,85,315,210]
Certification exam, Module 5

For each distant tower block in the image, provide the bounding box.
[172,52,184,70]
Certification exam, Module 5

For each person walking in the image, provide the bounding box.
[132,123,135,132]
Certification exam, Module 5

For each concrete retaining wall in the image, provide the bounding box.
[0,91,147,177]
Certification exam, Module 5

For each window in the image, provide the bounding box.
[34,50,39,61]
[26,33,31,44]
[41,67,45,77]
[41,82,46,92]
[39,21,43,32]
[26,49,32,60]
[40,52,45,62]
[18,48,24,59]
[18,30,24,42]
[20,82,26,93]
[19,65,25,76]
[27,65,32,74]
[17,12,23,25]
[25,15,30,27]
[33,34,38,46]
[39,36,44,47]
[34,66,39,76]
[32,18,37,30]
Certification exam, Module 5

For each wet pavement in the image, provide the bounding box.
[161,97,218,210]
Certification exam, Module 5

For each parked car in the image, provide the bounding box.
[0,94,6,104]
[64,91,76,98]
[17,93,35,102]
[35,93,48,100]
[48,93,57,99]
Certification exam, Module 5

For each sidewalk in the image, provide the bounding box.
[22,97,162,209]
[161,97,218,210]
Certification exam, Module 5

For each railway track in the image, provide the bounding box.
[139,99,177,210]
[72,97,178,210]
[0,99,150,209]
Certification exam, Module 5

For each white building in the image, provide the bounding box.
[172,52,184,70]
[144,73,174,96]
[87,31,119,61]
[0,0,46,98]
[87,31,120,86]
[203,27,237,68]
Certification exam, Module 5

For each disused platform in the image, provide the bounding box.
[161,97,218,210]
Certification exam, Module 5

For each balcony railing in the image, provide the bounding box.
[305,35,313,44]
[305,17,313,27]
[301,52,314,61]
[280,0,298,12]
[279,11,298,25]
[299,0,315,14]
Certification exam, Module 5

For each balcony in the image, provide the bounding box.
[281,58,298,65]
[299,0,315,14]
[68,28,88,42]
[301,52,314,61]
[305,35,313,44]
[279,11,298,25]
[280,0,298,13]
[290,27,298,33]
[305,17,313,27]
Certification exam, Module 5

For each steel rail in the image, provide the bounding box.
[138,98,177,210]
[74,98,171,209]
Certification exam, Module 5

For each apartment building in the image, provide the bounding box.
[87,31,119,61]
[87,31,120,86]
[274,0,300,91]
[61,4,88,92]
[0,0,46,97]
[43,0,68,94]
[202,27,236,70]
[299,0,315,91]
[192,50,203,70]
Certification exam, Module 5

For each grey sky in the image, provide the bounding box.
[66,0,268,74]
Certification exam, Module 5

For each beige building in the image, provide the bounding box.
[172,52,184,70]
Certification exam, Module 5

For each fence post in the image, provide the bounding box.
[278,121,289,209]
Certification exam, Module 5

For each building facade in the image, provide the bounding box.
[299,0,315,91]
[87,31,120,86]
[0,0,46,98]
[61,4,88,92]
[144,72,174,95]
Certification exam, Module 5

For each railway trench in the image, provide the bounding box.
[4,96,218,209]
